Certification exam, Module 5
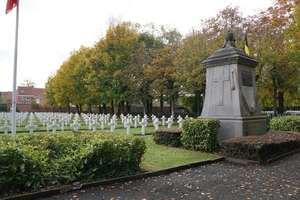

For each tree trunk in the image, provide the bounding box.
[160,94,164,113]
[126,101,131,114]
[76,105,81,115]
[278,91,284,115]
[272,85,278,117]
[103,103,107,114]
[143,100,146,116]
[111,101,114,115]
[120,101,125,114]
[88,104,92,113]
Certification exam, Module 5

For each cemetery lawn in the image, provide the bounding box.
[112,128,219,171]
[139,135,219,171]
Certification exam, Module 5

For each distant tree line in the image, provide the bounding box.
[44,0,300,116]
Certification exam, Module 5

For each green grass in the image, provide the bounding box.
[140,135,219,171]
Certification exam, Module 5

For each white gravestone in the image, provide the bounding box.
[139,118,147,135]
[25,120,38,134]
[125,119,132,135]
[153,118,160,130]
[70,115,81,131]
[91,120,99,132]
[133,116,138,128]
[48,120,60,134]
[166,118,173,128]
[108,119,117,132]
[161,115,166,126]
[0,121,12,134]
[178,117,183,128]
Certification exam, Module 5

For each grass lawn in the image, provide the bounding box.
[140,135,219,171]
[109,128,219,171]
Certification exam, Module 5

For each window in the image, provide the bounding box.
[26,97,30,101]
[20,90,24,93]
[20,97,23,100]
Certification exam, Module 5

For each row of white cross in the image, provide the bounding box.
[0,112,192,135]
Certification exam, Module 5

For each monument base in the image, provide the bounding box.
[199,116,267,141]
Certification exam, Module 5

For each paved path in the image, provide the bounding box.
[38,153,300,200]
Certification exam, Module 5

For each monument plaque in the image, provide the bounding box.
[200,31,267,141]
[242,70,252,86]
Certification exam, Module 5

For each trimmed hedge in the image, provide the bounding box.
[181,118,220,151]
[270,116,300,132]
[219,131,300,163]
[0,132,146,196]
[153,128,183,147]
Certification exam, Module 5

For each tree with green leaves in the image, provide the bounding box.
[248,0,298,114]
[89,22,140,114]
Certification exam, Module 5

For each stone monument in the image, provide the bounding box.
[200,31,267,141]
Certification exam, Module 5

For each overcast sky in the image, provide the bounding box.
[0,0,273,92]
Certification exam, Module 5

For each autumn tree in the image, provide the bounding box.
[44,74,58,110]
[173,6,247,115]
[248,0,298,114]
[145,44,180,116]
[89,22,140,114]
[174,29,214,115]
[50,46,91,114]
[285,0,300,106]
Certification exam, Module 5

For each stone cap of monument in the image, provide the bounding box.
[202,46,259,68]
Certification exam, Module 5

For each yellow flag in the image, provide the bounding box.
[244,34,250,55]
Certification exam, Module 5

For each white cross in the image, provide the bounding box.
[25,120,38,134]
[60,118,67,131]
[99,117,105,130]
[139,118,147,135]
[153,118,160,130]
[0,121,12,134]
[108,119,117,132]
[44,118,52,132]
[126,119,132,135]
[214,68,230,106]
[48,120,60,134]
[133,116,138,128]
[166,118,173,128]
[178,118,183,128]
[91,120,99,132]
[161,115,166,126]
[70,119,81,131]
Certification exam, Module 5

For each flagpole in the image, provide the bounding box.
[11,0,19,135]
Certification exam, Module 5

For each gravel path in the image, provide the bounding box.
[38,153,300,200]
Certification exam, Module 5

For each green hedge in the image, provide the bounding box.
[181,118,220,151]
[153,128,183,147]
[219,131,300,163]
[0,132,146,196]
[270,116,300,132]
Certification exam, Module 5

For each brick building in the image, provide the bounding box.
[0,86,45,112]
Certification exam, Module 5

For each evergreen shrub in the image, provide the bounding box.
[0,132,146,196]
[181,118,220,151]
[270,116,300,132]
[153,128,183,147]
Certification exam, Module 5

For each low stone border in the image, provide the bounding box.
[3,157,225,200]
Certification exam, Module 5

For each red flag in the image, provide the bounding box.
[6,0,18,14]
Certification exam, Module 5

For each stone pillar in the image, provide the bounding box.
[200,32,267,141]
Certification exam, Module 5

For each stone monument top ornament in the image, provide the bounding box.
[222,31,236,48]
